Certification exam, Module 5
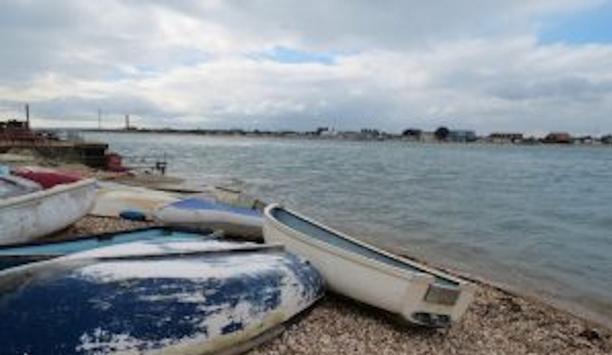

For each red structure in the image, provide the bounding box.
[543,132,572,144]
[0,119,43,144]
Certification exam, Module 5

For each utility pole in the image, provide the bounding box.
[125,114,130,130]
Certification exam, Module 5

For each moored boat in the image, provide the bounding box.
[154,197,264,239]
[263,204,475,327]
[0,237,325,354]
[0,177,96,245]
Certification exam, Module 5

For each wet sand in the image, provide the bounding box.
[50,216,611,355]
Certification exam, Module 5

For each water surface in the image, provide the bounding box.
[84,132,612,326]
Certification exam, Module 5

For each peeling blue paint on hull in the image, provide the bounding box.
[0,240,325,354]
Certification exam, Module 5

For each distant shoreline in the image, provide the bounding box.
[79,128,612,147]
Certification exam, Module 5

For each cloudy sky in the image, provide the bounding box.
[1,0,611,134]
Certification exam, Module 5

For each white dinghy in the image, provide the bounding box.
[0,178,96,245]
[263,204,475,327]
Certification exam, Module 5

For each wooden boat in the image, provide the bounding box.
[263,204,475,327]
[154,197,264,239]
[0,227,216,270]
[0,177,96,245]
[0,237,325,354]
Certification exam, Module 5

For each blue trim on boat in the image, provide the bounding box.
[0,227,215,270]
[170,198,262,218]
[271,207,458,287]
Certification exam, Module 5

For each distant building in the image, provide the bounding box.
[0,119,36,142]
[574,136,593,144]
[488,132,523,144]
[419,131,436,143]
[601,135,612,144]
[543,132,572,144]
[448,130,477,142]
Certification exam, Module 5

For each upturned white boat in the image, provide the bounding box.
[0,178,96,245]
[154,197,263,239]
[263,204,475,327]
[90,182,180,220]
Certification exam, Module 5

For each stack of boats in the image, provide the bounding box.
[0,165,475,354]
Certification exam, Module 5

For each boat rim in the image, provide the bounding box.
[264,203,470,289]
[0,178,96,209]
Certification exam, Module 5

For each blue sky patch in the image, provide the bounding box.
[538,2,612,44]
[253,46,337,65]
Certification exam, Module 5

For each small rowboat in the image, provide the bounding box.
[0,177,96,245]
[0,237,325,354]
[154,197,264,239]
[263,204,475,327]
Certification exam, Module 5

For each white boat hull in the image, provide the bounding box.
[90,182,179,220]
[263,204,475,327]
[0,179,97,245]
[154,197,263,239]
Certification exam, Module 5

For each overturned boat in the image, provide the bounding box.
[0,172,96,245]
[0,236,325,354]
[154,197,264,239]
[0,227,216,270]
[263,204,475,327]
[90,182,180,221]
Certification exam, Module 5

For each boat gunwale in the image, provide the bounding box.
[0,178,97,209]
[0,226,215,250]
[264,204,469,289]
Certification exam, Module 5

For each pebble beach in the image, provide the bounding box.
[51,216,612,355]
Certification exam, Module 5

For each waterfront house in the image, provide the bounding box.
[419,131,437,143]
[448,130,477,142]
[488,132,523,144]
[602,135,612,144]
[543,132,572,144]
[574,136,594,144]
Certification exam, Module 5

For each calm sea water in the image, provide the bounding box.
[85,132,612,326]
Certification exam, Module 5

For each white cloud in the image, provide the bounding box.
[0,0,611,134]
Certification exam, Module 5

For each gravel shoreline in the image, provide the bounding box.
[50,216,611,354]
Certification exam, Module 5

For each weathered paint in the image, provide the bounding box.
[0,179,97,245]
[0,239,325,354]
[90,183,179,220]
[263,204,475,327]
[0,175,41,198]
[0,228,214,270]
[155,197,263,239]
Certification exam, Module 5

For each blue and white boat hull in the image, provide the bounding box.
[0,238,325,354]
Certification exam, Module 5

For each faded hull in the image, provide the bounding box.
[0,228,214,270]
[263,204,475,327]
[0,179,96,245]
[0,239,325,354]
[155,197,263,239]
[90,184,179,220]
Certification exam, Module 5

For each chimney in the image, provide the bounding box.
[25,103,30,129]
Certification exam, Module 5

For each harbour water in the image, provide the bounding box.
[85,132,612,326]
